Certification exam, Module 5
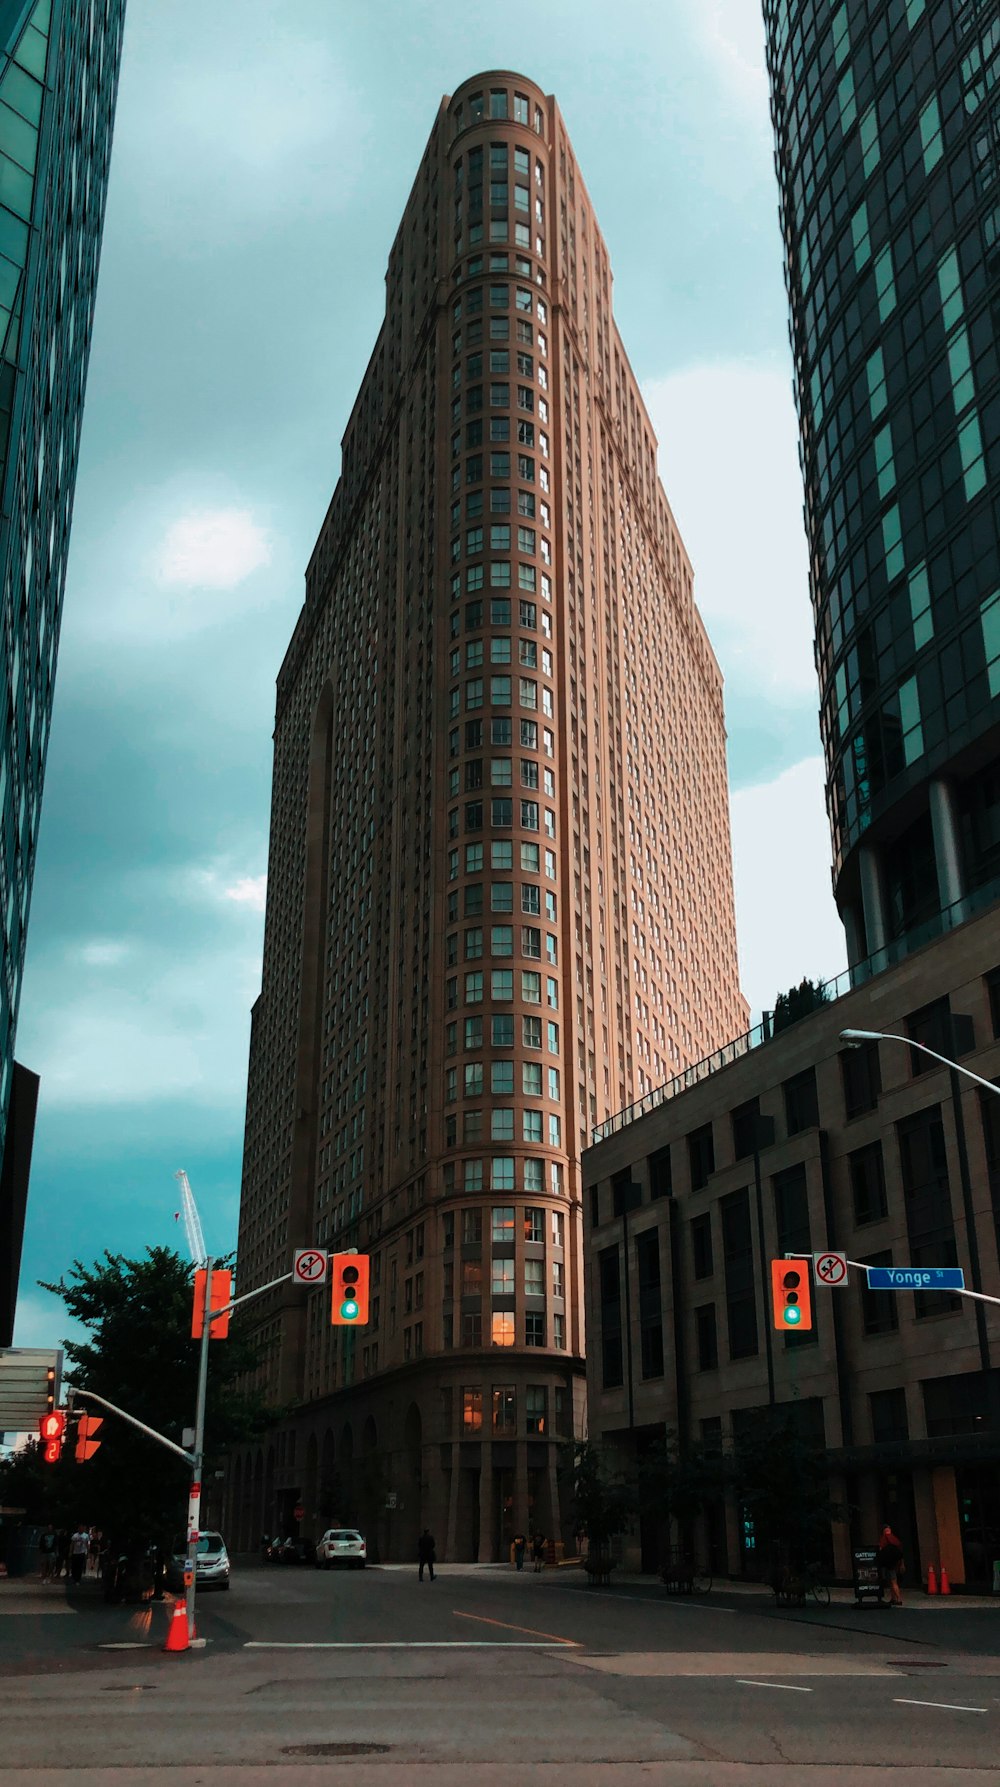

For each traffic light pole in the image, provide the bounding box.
[185,1256,214,1642]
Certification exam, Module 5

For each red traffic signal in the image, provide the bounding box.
[75,1413,103,1462]
[192,1268,233,1339]
[39,1410,65,1464]
[770,1258,813,1332]
[330,1253,370,1326]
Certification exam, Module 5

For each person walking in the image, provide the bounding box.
[513,1532,527,1572]
[38,1525,57,1582]
[417,1529,436,1582]
[55,1529,70,1580]
[69,1525,91,1586]
[531,1532,546,1573]
[877,1524,905,1606]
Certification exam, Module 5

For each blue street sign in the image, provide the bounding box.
[865,1265,965,1292]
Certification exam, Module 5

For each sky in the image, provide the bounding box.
[11,0,845,1352]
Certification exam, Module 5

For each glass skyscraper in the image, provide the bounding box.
[763,0,1000,967]
[0,0,126,1157]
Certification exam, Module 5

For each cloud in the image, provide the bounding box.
[731,756,846,1016]
[643,361,815,700]
[693,1,770,114]
[77,939,130,967]
[224,875,267,912]
[155,507,271,590]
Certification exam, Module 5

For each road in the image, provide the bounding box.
[1,1563,998,1783]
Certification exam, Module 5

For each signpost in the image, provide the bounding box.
[813,1252,848,1288]
[293,1249,328,1286]
[865,1265,965,1292]
[852,1547,883,1607]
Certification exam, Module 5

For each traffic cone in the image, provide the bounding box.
[927,1564,938,1595]
[163,1599,191,1653]
[939,1565,951,1596]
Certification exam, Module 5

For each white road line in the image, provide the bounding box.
[736,1680,813,1693]
[242,1640,574,1650]
[893,1698,988,1714]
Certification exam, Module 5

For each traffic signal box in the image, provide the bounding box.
[191,1268,233,1339]
[75,1414,103,1462]
[39,1411,65,1464]
[330,1253,370,1325]
[770,1258,813,1332]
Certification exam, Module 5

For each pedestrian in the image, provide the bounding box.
[418,1528,436,1582]
[69,1524,91,1585]
[38,1524,57,1582]
[88,1527,102,1578]
[531,1532,546,1573]
[55,1529,70,1579]
[513,1532,527,1571]
[877,1524,905,1606]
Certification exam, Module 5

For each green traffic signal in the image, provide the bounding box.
[783,1305,801,1325]
[340,1297,359,1320]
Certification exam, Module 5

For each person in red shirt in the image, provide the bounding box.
[877,1525,905,1605]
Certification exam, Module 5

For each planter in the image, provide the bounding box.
[583,1555,616,1586]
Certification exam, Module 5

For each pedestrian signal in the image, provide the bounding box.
[330,1252,370,1325]
[75,1413,103,1462]
[771,1258,813,1332]
[191,1268,233,1339]
[39,1410,65,1464]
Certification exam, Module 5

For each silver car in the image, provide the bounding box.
[315,1528,366,1569]
[167,1531,230,1591]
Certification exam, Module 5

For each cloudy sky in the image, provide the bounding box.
[12,0,845,1349]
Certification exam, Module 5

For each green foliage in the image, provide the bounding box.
[562,1440,631,1554]
[731,1410,843,1575]
[771,977,832,1035]
[636,1432,727,1532]
[0,1248,273,1545]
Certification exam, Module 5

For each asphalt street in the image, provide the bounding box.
[1,1564,998,1783]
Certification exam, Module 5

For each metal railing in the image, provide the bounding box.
[590,879,1000,1145]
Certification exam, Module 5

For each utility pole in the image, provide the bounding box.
[186,1256,213,1642]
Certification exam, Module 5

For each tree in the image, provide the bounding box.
[731,1409,843,1581]
[636,1431,727,1541]
[771,977,832,1035]
[3,1247,274,1547]
[562,1441,631,1557]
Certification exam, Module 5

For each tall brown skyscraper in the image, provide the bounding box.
[232,71,747,1560]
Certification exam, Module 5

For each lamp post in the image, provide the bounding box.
[840,1029,1000,1098]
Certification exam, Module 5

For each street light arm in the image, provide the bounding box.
[840,1029,1000,1097]
[65,1383,193,1465]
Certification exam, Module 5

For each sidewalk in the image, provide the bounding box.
[601,1569,998,1610]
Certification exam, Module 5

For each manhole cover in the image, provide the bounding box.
[281,1744,391,1758]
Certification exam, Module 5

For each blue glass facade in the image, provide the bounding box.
[763,0,1000,962]
[0,0,125,1151]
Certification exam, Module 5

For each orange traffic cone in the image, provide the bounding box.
[939,1565,951,1596]
[927,1564,938,1595]
[163,1599,191,1653]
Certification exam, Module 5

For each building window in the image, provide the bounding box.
[783,1068,818,1135]
[849,1141,888,1225]
[870,1387,909,1444]
[636,1227,663,1378]
[598,1244,622,1387]
[691,1212,713,1280]
[896,1105,960,1316]
[687,1123,715,1190]
[462,1387,483,1431]
[731,1097,761,1161]
[695,1303,718,1372]
[526,1384,546,1433]
[905,996,951,1075]
[859,1250,899,1336]
[841,1041,881,1118]
[648,1145,672,1200]
[491,1312,515,1346]
[525,1311,545,1346]
[922,1371,992,1438]
[772,1163,815,1348]
[721,1188,758,1360]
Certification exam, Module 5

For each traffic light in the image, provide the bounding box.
[770,1258,813,1332]
[39,1410,65,1465]
[75,1413,103,1463]
[330,1252,369,1325]
[191,1268,233,1339]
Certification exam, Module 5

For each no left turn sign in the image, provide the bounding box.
[813,1251,848,1288]
[293,1248,329,1286]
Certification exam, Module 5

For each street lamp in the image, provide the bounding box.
[839,1029,1000,1098]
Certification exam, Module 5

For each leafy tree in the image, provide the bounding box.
[731,1410,843,1581]
[1,1248,274,1547]
[562,1441,631,1557]
[771,976,831,1035]
[637,1432,727,1541]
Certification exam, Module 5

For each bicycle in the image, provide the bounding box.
[661,1548,713,1596]
[773,1560,830,1606]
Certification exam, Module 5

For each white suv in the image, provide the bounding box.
[315,1528,366,1569]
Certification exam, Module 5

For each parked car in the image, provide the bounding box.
[166,1532,230,1591]
[315,1528,366,1569]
